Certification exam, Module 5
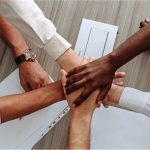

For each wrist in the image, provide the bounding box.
[71,109,93,123]
[15,49,36,66]
[57,48,86,72]
[105,51,122,70]
[108,85,124,104]
[44,81,65,103]
[13,45,28,58]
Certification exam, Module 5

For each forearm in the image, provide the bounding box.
[0,15,27,57]
[108,86,150,117]
[117,87,150,117]
[0,81,65,123]
[108,85,124,105]
[107,25,150,70]
[67,111,92,149]
[1,0,72,60]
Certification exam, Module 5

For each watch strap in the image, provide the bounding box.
[15,54,26,65]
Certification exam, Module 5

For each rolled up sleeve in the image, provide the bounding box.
[119,87,150,117]
[0,0,71,60]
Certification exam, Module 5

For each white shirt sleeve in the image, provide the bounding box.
[119,87,150,117]
[0,0,72,60]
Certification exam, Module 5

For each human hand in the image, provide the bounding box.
[19,60,51,92]
[65,56,117,107]
[102,84,125,107]
[61,69,99,117]
[139,18,150,28]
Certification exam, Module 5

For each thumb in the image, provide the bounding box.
[60,69,67,88]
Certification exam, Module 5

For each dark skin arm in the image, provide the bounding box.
[66,22,150,107]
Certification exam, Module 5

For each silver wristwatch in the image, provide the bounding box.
[15,49,36,65]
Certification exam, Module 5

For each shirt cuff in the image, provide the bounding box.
[44,33,72,60]
[119,87,149,115]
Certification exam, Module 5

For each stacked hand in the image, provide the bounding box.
[65,55,125,107]
[61,69,99,117]
[19,60,52,92]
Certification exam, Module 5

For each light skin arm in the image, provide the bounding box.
[61,70,99,149]
[66,22,150,106]
[66,83,124,149]
[107,84,124,105]
[0,15,86,92]
[0,15,50,91]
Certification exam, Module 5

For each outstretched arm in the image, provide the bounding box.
[61,70,99,149]
[0,47,87,124]
[0,81,64,123]
[66,22,150,106]
[1,1,85,89]
[0,15,50,91]
[107,85,150,117]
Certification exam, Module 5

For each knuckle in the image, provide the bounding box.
[87,74,93,82]
[40,76,46,83]
[81,93,88,100]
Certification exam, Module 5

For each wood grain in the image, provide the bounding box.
[0,0,150,149]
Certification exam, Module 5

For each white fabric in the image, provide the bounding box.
[0,0,71,60]
[119,87,150,117]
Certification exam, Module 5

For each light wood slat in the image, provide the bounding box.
[0,0,150,149]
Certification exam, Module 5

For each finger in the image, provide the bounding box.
[30,83,40,90]
[60,69,67,87]
[42,76,54,86]
[66,65,86,77]
[99,84,111,101]
[139,21,147,28]
[114,72,126,79]
[96,89,109,108]
[97,101,101,108]
[65,72,86,87]
[96,89,102,106]
[40,79,49,87]
[102,97,109,108]
[145,18,150,23]
[114,81,124,86]
[73,88,92,107]
[66,80,85,94]
[22,82,31,92]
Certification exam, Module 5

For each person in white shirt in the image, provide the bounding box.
[0,0,82,91]
[107,85,150,118]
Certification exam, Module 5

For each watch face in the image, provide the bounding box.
[25,49,36,61]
